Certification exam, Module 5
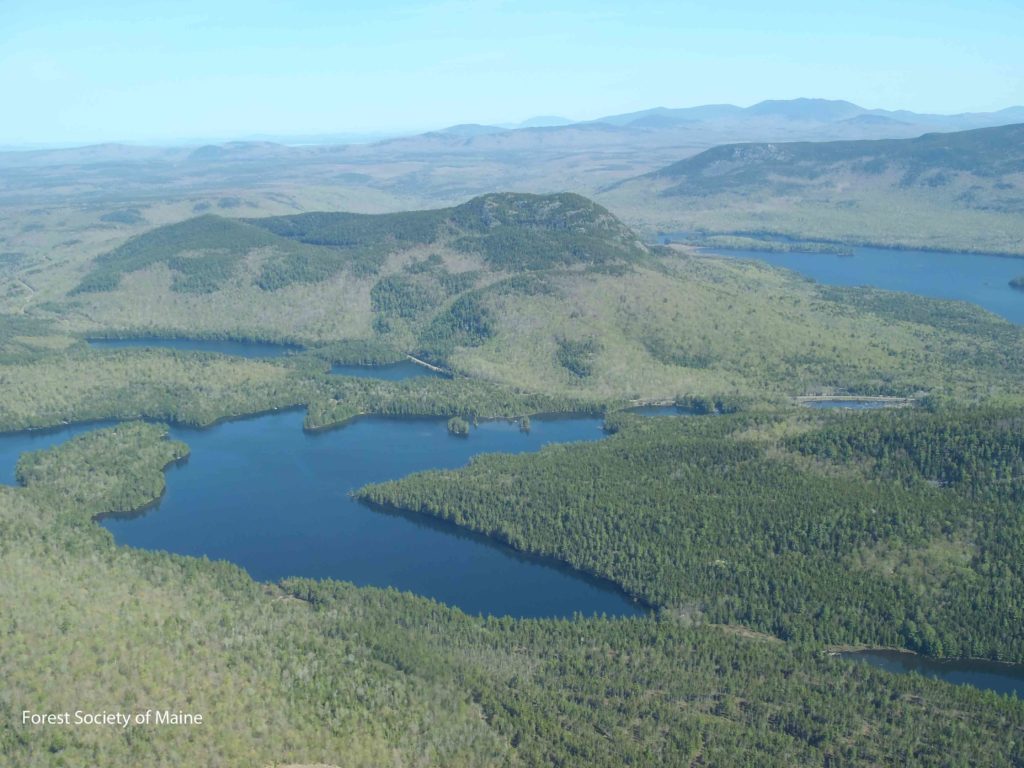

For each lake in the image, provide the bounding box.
[842,650,1024,699]
[679,244,1024,326]
[0,411,643,619]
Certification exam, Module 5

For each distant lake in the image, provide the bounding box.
[0,411,643,619]
[842,650,1024,699]
[674,244,1024,326]
[87,337,302,358]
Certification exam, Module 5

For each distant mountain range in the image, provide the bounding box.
[647,122,1024,195]
[589,98,1024,131]
[601,122,1024,255]
[422,98,1024,144]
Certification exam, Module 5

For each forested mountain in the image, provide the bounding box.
[46,192,1024,405]
[71,192,646,295]
[604,123,1024,254]
[649,123,1024,198]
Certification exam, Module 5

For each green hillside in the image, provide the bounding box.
[70,192,647,296]
[34,193,1023,407]
[602,124,1024,254]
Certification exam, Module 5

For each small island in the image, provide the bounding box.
[1011,275,1024,291]
[447,416,470,437]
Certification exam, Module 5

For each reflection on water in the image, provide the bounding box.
[842,650,1024,698]
[3,411,642,619]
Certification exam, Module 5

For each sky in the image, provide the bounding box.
[1,0,1022,145]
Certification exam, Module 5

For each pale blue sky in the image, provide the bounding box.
[2,0,1022,145]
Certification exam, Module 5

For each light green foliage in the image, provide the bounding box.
[17,422,187,516]
[444,255,1024,403]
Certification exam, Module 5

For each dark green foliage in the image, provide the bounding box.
[306,338,406,366]
[555,336,600,377]
[251,208,445,248]
[447,193,646,270]
[787,406,1024,502]
[71,216,275,294]
[290,580,1024,768]
[255,241,385,289]
[417,292,494,359]
[359,407,1024,661]
[250,209,441,288]
[447,416,470,436]
[436,269,480,295]
[73,193,648,298]
[166,251,241,293]
[99,208,145,225]
[370,275,443,320]
[641,335,714,368]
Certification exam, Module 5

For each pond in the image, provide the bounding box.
[688,245,1024,325]
[1,411,643,619]
[842,650,1024,699]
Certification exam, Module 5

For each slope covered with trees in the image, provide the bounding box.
[2,424,1021,766]
[359,406,1024,661]
[603,123,1024,254]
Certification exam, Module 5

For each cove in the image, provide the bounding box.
[1,411,643,619]
[676,244,1024,325]
[842,650,1024,699]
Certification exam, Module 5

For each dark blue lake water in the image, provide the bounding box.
[0,411,642,619]
[87,338,302,358]
[842,650,1024,699]
[691,246,1024,325]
